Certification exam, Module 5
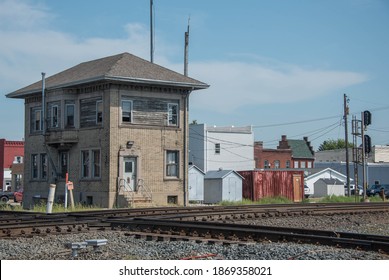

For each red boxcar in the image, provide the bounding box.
[238,170,304,202]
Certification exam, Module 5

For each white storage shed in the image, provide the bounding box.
[314,178,345,197]
[204,169,243,204]
[188,165,205,202]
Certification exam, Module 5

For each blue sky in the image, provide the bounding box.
[1,0,388,150]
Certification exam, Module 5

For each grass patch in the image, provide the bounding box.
[0,202,102,213]
[218,196,293,206]
[311,195,386,203]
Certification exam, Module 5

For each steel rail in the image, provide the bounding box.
[110,217,389,253]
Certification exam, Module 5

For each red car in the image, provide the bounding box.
[14,189,23,203]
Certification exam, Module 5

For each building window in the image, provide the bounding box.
[31,108,42,132]
[40,154,47,179]
[286,160,290,168]
[51,105,59,128]
[301,161,306,168]
[65,103,75,128]
[122,100,133,123]
[166,151,179,177]
[96,100,103,124]
[59,151,69,179]
[167,195,178,204]
[81,149,101,179]
[307,161,312,168]
[264,160,270,169]
[215,143,221,154]
[294,161,299,168]
[274,160,280,169]
[168,103,178,126]
[81,151,90,178]
[31,154,38,179]
[92,150,101,178]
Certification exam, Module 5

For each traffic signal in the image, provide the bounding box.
[364,134,371,154]
[363,110,372,126]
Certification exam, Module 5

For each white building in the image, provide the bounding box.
[189,124,255,172]
[373,145,389,163]
[304,167,349,196]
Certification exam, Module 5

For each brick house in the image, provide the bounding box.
[254,135,315,169]
[6,52,208,208]
[0,139,24,191]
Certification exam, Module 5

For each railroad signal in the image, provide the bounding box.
[364,134,371,154]
[363,110,372,127]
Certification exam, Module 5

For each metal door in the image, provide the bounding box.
[123,157,137,191]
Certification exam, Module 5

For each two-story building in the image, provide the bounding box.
[189,124,255,172]
[254,135,315,169]
[6,52,208,208]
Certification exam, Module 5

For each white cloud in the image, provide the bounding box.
[187,61,369,113]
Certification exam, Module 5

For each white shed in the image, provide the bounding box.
[314,178,345,197]
[204,169,243,204]
[188,165,205,202]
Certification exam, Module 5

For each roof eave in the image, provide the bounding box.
[6,75,209,99]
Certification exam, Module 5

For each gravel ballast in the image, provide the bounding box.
[1,211,389,260]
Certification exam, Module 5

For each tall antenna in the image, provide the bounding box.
[184,16,190,76]
[150,0,154,63]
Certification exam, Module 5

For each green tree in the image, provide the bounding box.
[317,139,354,151]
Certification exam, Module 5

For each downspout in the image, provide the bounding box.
[41,73,58,182]
[183,92,190,207]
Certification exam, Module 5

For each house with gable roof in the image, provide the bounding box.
[6,52,209,208]
[254,135,315,169]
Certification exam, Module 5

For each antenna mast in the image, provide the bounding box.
[184,17,190,76]
[150,0,154,63]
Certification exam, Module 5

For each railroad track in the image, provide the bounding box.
[1,203,389,254]
[110,217,389,254]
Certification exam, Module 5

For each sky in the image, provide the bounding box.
[1,0,388,150]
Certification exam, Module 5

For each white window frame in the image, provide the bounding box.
[294,161,299,168]
[121,100,133,123]
[166,150,179,178]
[168,103,178,126]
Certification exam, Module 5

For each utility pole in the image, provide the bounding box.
[344,94,350,196]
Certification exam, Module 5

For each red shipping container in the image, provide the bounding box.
[238,170,304,202]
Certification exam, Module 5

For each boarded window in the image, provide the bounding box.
[121,96,179,126]
[80,98,102,128]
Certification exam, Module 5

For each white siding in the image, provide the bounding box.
[189,124,255,173]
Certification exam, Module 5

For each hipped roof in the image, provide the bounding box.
[6,52,209,98]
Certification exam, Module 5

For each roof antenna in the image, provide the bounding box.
[150,0,154,63]
[184,16,190,76]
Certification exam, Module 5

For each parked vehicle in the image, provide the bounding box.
[344,184,363,196]
[366,184,389,197]
[0,191,15,203]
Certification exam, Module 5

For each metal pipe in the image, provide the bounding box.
[46,184,56,214]
[41,73,46,134]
